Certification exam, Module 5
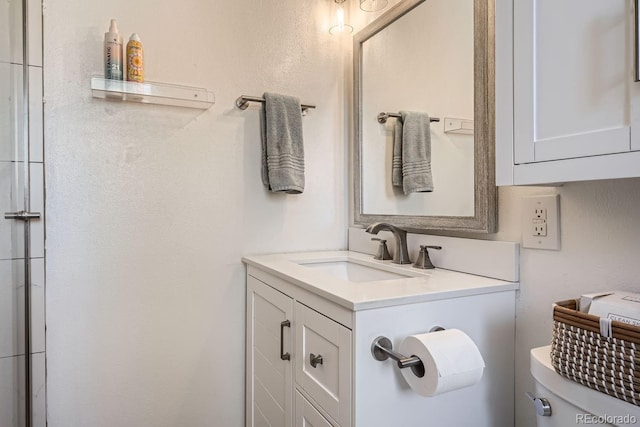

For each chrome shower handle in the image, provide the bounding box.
[4,211,40,220]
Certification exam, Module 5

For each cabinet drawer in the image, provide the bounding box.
[295,390,335,427]
[295,302,351,427]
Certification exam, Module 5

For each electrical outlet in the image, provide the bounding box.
[522,195,560,250]
[533,222,547,236]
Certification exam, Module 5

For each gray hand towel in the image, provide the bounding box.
[261,92,305,194]
[400,111,434,195]
[392,119,403,187]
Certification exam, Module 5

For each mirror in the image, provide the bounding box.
[352,0,496,233]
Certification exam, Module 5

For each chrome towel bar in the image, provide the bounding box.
[377,112,440,124]
[235,95,316,114]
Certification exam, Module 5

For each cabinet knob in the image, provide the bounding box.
[310,353,323,368]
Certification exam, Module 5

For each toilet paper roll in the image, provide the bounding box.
[398,329,485,397]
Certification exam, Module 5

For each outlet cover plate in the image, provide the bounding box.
[522,195,560,250]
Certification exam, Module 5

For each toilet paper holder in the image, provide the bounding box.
[371,327,444,378]
[371,327,445,378]
[371,336,425,378]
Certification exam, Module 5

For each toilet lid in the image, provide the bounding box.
[531,345,640,420]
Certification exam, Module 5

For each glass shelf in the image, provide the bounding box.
[91,77,215,109]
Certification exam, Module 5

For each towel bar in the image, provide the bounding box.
[235,95,316,114]
[377,112,440,124]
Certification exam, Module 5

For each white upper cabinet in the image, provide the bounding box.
[496,0,640,185]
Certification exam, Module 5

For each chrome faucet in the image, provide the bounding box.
[365,222,411,264]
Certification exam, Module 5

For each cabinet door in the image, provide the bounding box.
[295,302,351,427]
[513,0,632,163]
[247,276,294,427]
[295,390,335,427]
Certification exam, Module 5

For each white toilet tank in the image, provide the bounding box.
[530,346,640,427]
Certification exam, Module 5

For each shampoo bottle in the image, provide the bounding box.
[126,33,144,83]
[104,19,123,80]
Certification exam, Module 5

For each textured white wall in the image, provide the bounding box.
[44,1,347,426]
[494,181,640,427]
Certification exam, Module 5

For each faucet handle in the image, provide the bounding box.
[413,245,442,269]
[371,238,392,261]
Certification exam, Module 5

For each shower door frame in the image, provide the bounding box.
[3,0,44,425]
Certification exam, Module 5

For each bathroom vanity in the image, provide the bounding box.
[243,251,518,427]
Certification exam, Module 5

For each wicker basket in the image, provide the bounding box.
[552,299,640,406]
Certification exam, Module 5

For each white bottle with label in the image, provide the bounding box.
[104,19,123,80]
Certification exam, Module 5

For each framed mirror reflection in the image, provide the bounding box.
[352,0,496,233]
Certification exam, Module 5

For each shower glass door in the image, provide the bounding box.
[0,0,45,426]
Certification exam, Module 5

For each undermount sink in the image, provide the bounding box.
[296,259,416,282]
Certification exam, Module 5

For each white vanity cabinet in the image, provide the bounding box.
[246,276,294,427]
[244,251,519,427]
[496,0,640,185]
[246,274,352,427]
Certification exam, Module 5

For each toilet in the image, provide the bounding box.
[530,346,640,426]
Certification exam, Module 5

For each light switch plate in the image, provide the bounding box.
[522,195,560,250]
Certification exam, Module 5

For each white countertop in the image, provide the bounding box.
[242,251,519,311]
